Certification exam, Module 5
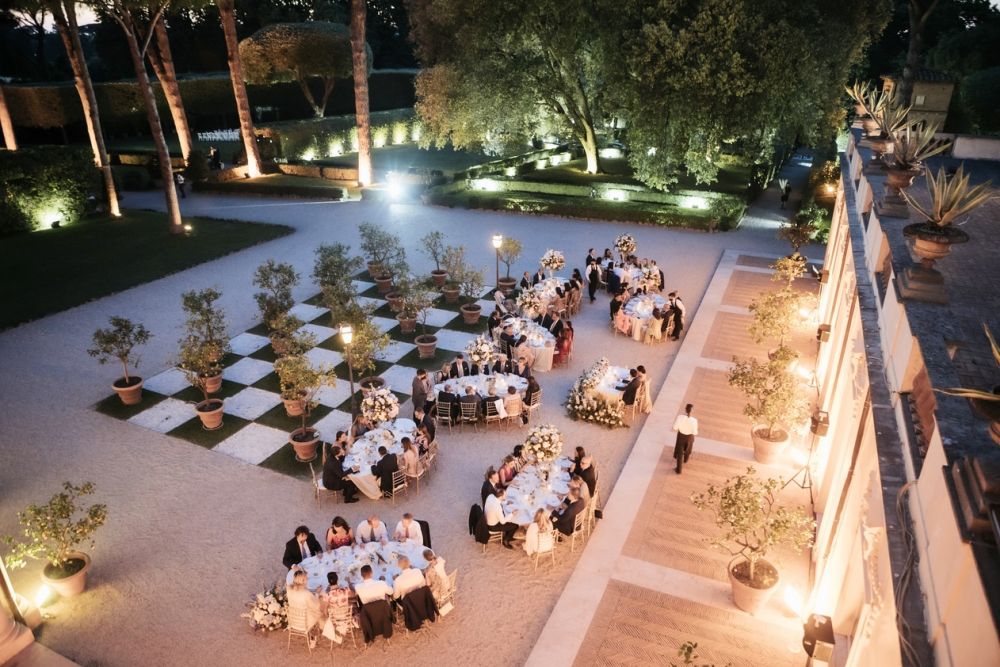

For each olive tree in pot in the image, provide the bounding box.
[179,336,226,429]
[88,316,152,405]
[338,298,391,391]
[408,283,439,357]
[359,222,408,293]
[938,324,1000,445]
[253,259,299,333]
[777,205,820,260]
[274,354,336,461]
[181,288,230,370]
[440,245,466,303]
[2,482,108,599]
[497,236,522,294]
[728,346,810,464]
[398,278,436,337]
[691,467,815,615]
[273,328,318,416]
[421,230,448,287]
[313,242,363,296]
[459,265,487,325]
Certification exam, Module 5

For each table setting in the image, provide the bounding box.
[622,293,667,341]
[502,457,574,526]
[284,539,432,591]
[591,364,633,403]
[433,372,528,399]
[497,316,556,371]
[344,418,417,499]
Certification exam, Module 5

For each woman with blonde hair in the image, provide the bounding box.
[523,509,554,556]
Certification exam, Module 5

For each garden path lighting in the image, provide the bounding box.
[492,234,503,286]
[341,324,356,417]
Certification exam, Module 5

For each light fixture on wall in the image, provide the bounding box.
[810,410,830,436]
[802,614,835,662]
[817,324,831,342]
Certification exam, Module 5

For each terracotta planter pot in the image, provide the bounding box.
[202,372,223,394]
[112,376,143,405]
[271,334,289,356]
[386,291,404,311]
[498,277,517,295]
[283,396,305,417]
[360,376,385,392]
[290,427,320,462]
[751,425,789,465]
[461,303,482,325]
[196,398,224,430]
[431,269,448,287]
[728,557,779,615]
[904,223,970,269]
[883,165,921,199]
[42,551,92,598]
[374,274,393,294]
[397,314,417,334]
[415,334,438,359]
[366,261,382,279]
[442,285,460,304]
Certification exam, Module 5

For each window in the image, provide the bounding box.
[915,95,926,106]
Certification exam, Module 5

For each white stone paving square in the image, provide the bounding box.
[379,364,419,393]
[433,329,476,352]
[306,347,343,368]
[312,410,354,440]
[224,387,281,420]
[356,296,384,310]
[229,332,270,357]
[213,423,289,465]
[352,280,376,293]
[297,323,337,345]
[376,340,415,363]
[289,302,329,323]
[476,299,497,313]
[142,367,188,396]
[128,398,195,433]
[314,382,353,409]
[223,357,275,386]
[372,316,398,334]
[423,307,457,328]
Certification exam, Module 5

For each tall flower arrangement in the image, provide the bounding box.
[465,335,497,366]
[516,287,544,316]
[539,249,565,274]
[614,234,637,258]
[241,583,288,632]
[566,358,625,428]
[523,424,565,462]
[361,386,400,424]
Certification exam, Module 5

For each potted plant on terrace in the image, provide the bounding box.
[181,288,229,359]
[274,354,336,461]
[88,316,153,405]
[340,299,391,389]
[421,230,448,287]
[881,122,950,207]
[938,324,1000,445]
[2,482,108,598]
[254,260,299,332]
[728,346,809,464]
[497,236,522,294]
[409,284,439,358]
[268,313,308,357]
[312,243,363,295]
[901,165,993,269]
[179,336,226,429]
[359,222,408,294]
[691,468,815,615]
[398,279,436,337]
[459,266,487,326]
[440,245,465,303]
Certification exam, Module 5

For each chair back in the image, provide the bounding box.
[447,570,458,597]
[505,397,523,418]
[460,400,479,422]
[435,403,452,426]
[538,529,557,554]
[309,461,322,491]
[484,400,501,420]
[391,470,408,493]
[529,388,543,407]
[572,511,586,535]
[417,453,430,474]
[287,602,309,632]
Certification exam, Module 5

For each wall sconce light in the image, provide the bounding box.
[810,410,830,436]
[817,324,831,342]
[802,614,835,662]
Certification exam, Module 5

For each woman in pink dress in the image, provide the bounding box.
[498,455,518,487]
[326,516,354,551]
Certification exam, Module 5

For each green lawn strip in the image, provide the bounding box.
[393,343,462,370]
[303,293,325,306]
[443,313,487,334]
[247,322,270,336]
[255,402,333,432]
[249,345,279,363]
[260,443,314,481]
[93,391,167,421]
[384,323,440,343]
[0,210,292,329]
[167,413,251,448]
[432,295,477,313]
[194,174,351,199]
[171,379,246,403]
[252,372,282,394]
[317,335,347,353]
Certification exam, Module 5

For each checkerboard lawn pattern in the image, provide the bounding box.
[94,272,490,480]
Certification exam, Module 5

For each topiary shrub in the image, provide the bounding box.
[0,146,98,235]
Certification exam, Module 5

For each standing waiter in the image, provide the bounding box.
[672,404,698,474]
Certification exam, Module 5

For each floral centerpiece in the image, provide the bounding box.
[241,583,288,632]
[361,386,400,424]
[615,234,637,258]
[523,424,565,462]
[516,287,544,317]
[638,266,660,292]
[579,357,610,391]
[465,335,497,367]
[566,358,625,428]
[539,249,565,275]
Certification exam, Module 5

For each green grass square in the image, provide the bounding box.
[432,295,474,313]
[251,371,282,394]
[255,402,333,431]
[443,313,487,334]
[93,391,168,421]
[247,322,270,336]
[259,444,314,481]
[333,360,393,382]
[221,352,243,368]
[311,312,335,327]
[360,283,386,299]
[373,302,398,319]
[172,379,245,403]
[249,345,279,363]
[384,323,440,343]
[393,343,461,370]
[303,292,324,306]
[167,413,251,448]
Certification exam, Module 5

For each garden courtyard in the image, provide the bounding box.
[0,155,821,666]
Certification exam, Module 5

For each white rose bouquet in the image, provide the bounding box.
[516,287,544,316]
[578,357,610,391]
[614,234,637,257]
[465,335,497,366]
[241,583,288,632]
[638,266,659,291]
[523,424,564,462]
[539,249,565,273]
[360,387,399,424]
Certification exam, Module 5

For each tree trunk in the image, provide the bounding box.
[53,2,120,217]
[216,0,262,177]
[121,22,183,233]
[0,86,17,150]
[351,0,373,186]
[581,123,600,175]
[295,72,324,118]
[148,17,193,163]
[899,0,941,106]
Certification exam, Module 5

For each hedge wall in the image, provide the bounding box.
[259,108,416,160]
[0,146,98,235]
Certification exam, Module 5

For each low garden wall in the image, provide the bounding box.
[258,108,417,161]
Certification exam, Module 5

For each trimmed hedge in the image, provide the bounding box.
[195,177,347,200]
[259,108,416,160]
[0,146,98,235]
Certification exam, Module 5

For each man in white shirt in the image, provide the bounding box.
[392,556,426,599]
[393,513,424,545]
[672,403,698,474]
[356,515,389,544]
[668,291,686,341]
[484,487,518,549]
[354,565,393,604]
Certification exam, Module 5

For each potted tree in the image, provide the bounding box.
[346,315,391,390]
[747,288,802,349]
[2,482,108,598]
[385,273,410,312]
[253,260,299,332]
[497,236,522,294]
[901,165,993,268]
[411,285,440,358]
[312,243,363,294]
[421,230,448,287]
[691,468,815,614]
[359,222,408,294]
[179,336,226,429]
[181,288,229,365]
[778,202,823,259]
[728,346,809,464]
[440,245,466,303]
[268,313,306,357]
[459,266,487,325]
[88,316,153,405]
[398,280,436,337]
[881,122,950,209]
[274,354,337,461]
[938,324,1000,445]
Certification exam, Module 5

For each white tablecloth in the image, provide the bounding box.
[591,366,632,403]
[532,276,566,306]
[496,317,556,372]
[344,419,417,499]
[433,372,528,400]
[623,294,667,341]
[285,540,431,591]
[502,458,574,526]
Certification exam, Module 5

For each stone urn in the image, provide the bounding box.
[290,427,320,462]
[442,284,460,304]
[750,425,789,465]
[498,276,518,295]
[397,313,417,334]
[865,134,890,169]
[431,269,448,287]
[728,557,780,615]
[41,551,92,599]
[883,165,921,201]
[903,223,970,269]
[112,377,144,405]
[196,398,224,430]
[460,303,482,325]
[415,334,438,359]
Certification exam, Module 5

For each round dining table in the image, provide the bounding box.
[343,418,417,500]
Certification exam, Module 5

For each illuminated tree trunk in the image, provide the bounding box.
[351,0,373,186]
[581,121,600,174]
[217,0,262,177]
[148,16,193,163]
[899,0,941,106]
[0,86,17,150]
[52,1,120,217]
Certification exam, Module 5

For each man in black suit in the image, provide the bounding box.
[552,490,586,536]
[414,407,436,441]
[547,311,565,337]
[437,383,460,420]
[577,456,597,497]
[323,443,359,503]
[499,325,526,358]
[282,525,323,569]
[458,385,483,420]
[539,305,555,328]
[531,268,545,285]
[622,368,640,408]
[519,271,532,290]
[585,248,597,268]
[492,353,514,375]
[480,467,501,506]
[605,263,620,294]
[449,353,471,379]
[371,445,399,495]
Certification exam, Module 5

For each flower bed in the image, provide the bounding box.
[566,358,625,428]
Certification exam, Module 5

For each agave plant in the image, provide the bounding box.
[938,324,1000,404]
[845,81,883,117]
[886,122,951,171]
[901,165,994,228]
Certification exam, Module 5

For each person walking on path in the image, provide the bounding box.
[780,183,791,209]
[672,403,698,474]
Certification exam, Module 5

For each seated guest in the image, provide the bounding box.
[652,260,665,291]
[401,437,420,477]
[547,310,565,337]
[354,565,393,604]
[492,352,514,375]
[371,445,399,495]
[499,325,526,358]
[483,386,503,417]
[493,290,509,314]
[459,385,483,419]
[286,570,322,648]
[515,356,532,379]
[569,474,591,505]
[323,572,353,619]
[422,549,451,605]
[392,556,426,599]
[414,407,436,442]
[552,489,586,536]
[498,455,517,487]
[322,444,359,503]
[414,424,431,455]
[610,292,625,320]
[512,444,526,469]
[555,329,572,364]
[524,509,554,556]
[531,268,545,285]
[578,455,597,497]
[524,376,541,407]
[487,308,504,337]
[352,414,373,439]
[437,383,460,420]
[538,305,555,327]
[355,515,389,544]
[326,515,354,550]
[435,362,451,384]
[503,386,523,422]
[283,525,322,569]
[605,262,620,294]
[572,446,587,475]
[449,353,471,378]
[484,487,519,548]
[622,368,640,407]
[393,512,424,544]
[519,271,532,290]
[470,356,491,377]
[481,467,501,506]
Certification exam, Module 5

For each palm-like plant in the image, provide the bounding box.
[938,324,1000,405]
[874,102,911,138]
[886,122,951,171]
[901,165,994,229]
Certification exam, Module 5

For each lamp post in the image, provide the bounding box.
[492,234,503,287]
[341,324,356,417]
